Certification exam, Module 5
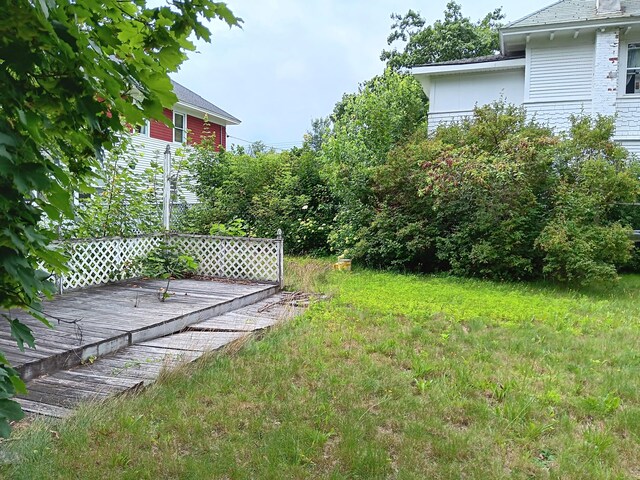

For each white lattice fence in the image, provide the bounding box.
[171,235,281,283]
[61,235,163,291]
[52,232,283,292]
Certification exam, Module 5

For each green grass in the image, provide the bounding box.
[3,260,640,479]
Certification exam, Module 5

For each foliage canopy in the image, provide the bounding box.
[0,0,239,436]
[381,1,504,70]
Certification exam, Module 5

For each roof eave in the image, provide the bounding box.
[502,15,640,36]
[411,58,526,76]
[175,100,241,126]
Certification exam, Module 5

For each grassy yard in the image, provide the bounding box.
[3,259,640,479]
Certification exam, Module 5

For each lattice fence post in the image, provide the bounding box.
[277,229,284,289]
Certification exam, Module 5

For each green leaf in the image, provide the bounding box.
[10,320,35,352]
[0,418,11,439]
[0,398,25,423]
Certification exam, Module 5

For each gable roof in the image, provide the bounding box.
[506,0,640,29]
[171,80,241,125]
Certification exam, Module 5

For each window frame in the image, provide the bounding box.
[625,42,640,95]
[173,111,186,143]
[134,121,150,137]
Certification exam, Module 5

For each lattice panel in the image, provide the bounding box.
[51,233,282,292]
[171,235,280,283]
[61,235,163,290]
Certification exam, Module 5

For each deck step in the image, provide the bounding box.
[17,292,307,417]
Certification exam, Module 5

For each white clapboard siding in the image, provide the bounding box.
[528,43,594,101]
[131,134,198,204]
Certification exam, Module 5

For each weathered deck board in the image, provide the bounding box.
[140,331,247,352]
[190,313,280,332]
[18,398,73,418]
[0,279,277,381]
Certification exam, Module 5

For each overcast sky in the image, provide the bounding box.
[171,1,537,150]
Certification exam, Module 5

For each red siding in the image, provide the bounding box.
[150,109,226,151]
[150,108,173,142]
[187,114,224,151]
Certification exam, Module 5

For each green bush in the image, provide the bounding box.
[134,242,198,280]
[349,102,640,285]
[322,69,429,256]
[188,145,336,255]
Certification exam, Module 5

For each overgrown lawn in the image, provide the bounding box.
[3,260,640,478]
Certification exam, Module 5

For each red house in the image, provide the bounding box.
[132,80,241,203]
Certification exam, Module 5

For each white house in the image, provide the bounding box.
[412,0,640,156]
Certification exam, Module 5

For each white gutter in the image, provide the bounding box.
[500,17,640,54]
[412,58,525,76]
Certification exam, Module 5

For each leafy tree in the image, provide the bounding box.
[0,0,239,436]
[381,1,504,70]
[303,117,332,152]
[321,69,428,256]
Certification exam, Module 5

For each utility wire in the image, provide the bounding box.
[226,134,303,151]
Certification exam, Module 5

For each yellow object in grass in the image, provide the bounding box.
[333,259,352,271]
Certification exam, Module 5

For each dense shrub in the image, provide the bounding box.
[189,97,639,285]
[322,69,429,256]
[353,102,640,285]
[189,145,335,255]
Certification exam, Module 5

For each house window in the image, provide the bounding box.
[626,43,640,94]
[174,112,186,143]
[135,121,149,136]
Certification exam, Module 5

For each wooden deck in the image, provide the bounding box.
[16,292,304,417]
[2,278,279,381]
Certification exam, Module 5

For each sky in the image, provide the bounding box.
[171,1,537,150]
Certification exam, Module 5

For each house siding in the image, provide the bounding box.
[186,115,225,150]
[428,110,475,132]
[616,98,640,138]
[527,41,594,101]
[132,111,230,204]
[130,135,198,204]
[427,69,525,133]
[150,108,174,142]
[525,100,592,132]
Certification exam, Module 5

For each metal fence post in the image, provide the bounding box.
[277,229,284,289]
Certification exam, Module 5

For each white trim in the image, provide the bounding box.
[503,18,640,37]
[619,37,640,96]
[412,58,525,76]
[135,120,150,137]
[523,98,592,105]
[524,43,532,102]
[173,111,187,144]
[428,108,477,115]
[175,101,241,126]
[616,94,640,102]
